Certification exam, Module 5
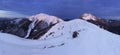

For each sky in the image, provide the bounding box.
[0,0,120,19]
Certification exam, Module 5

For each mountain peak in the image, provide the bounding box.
[25,13,64,39]
[28,13,63,25]
[81,13,97,21]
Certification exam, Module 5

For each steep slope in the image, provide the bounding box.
[0,18,32,37]
[26,13,63,39]
[0,19,120,55]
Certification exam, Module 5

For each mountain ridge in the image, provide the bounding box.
[80,13,120,35]
[0,18,120,55]
[0,13,120,39]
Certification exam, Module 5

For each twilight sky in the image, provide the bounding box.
[0,0,120,19]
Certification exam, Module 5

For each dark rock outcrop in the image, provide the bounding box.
[72,31,79,38]
[25,13,63,39]
[26,20,57,39]
[0,18,32,38]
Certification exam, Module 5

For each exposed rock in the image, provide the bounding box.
[72,31,79,38]
[0,13,63,39]
[26,13,63,39]
[0,18,32,38]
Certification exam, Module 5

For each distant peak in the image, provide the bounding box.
[81,13,97,21]
[28,13,63,24]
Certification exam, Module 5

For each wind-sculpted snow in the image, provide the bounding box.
[0,19,120,55]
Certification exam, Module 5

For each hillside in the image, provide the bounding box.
[0,19,120,55]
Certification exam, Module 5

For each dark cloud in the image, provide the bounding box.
[0,0,120,19]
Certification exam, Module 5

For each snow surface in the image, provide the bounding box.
[0,19,120,55]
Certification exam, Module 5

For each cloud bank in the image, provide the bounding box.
[0,10,28,18]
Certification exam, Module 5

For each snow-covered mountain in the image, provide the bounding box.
[26,13,64,39]
[0,13,64,39]
[28,13,63,25]
[0,16,120,55]
[80,13,120,35]
[80,13,97,21]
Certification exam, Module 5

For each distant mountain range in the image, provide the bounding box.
[0,13,120,55]
[0,13,120,39]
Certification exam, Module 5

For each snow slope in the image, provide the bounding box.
[0,19,120,55]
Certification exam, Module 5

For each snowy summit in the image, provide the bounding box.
[28,13,63,25]
[81,13,97,21]
[25,13,64,39]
